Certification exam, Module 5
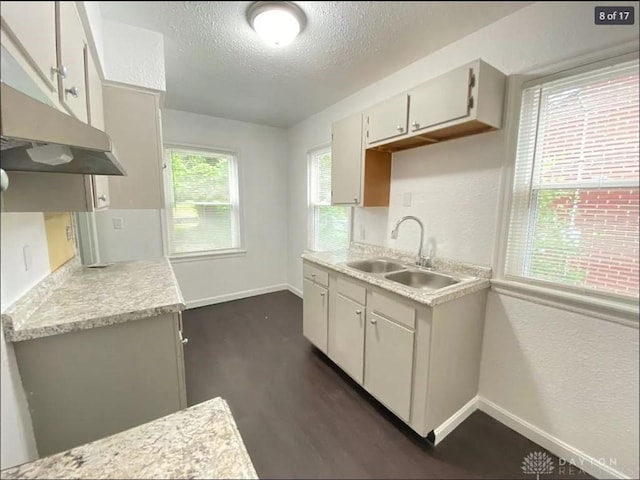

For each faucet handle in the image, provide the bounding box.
[416,255,434,270]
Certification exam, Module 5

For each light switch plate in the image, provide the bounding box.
[112,217,124,230]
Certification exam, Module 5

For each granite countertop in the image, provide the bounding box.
[0,397,258,480]
[2,258,185,342]
[302,242,491,307]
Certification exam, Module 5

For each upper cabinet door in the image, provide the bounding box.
[56,1,88,122]
[365,94,409,146]
[409,66,472,133]
[85,47,104,130]
[0,1,58,92]
[104,85,164,209]
[331,114,362,205]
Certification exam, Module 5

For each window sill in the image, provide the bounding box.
[169,249,247,264]
[490,279,639,329]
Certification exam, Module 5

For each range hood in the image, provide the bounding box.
[0,46,125,176]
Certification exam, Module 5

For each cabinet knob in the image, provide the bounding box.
[370,317,377,324]
[311,273,316,278]
[98,195,107,202]
[355,310,362,315]
[396,125,404,132]
[52,65,67,79]
[412,121,420,129]
[65,86,79,98]
[353,198,358,204]
[320,292,326,297]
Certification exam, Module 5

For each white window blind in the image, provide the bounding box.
[308,147,351,251]
[505,58,639,301]
[164,147,241,256]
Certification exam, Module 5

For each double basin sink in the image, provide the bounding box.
[345,258,459,292]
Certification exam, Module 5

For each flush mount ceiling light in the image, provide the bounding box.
[247,1,306,47]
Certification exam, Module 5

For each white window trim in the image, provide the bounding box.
[307,144,353,252]
[493,46,640,328]
[162,142,246,260]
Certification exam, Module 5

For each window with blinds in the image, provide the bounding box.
[505,57,639,301]
[308,147,351,251]
[164,147,241,256]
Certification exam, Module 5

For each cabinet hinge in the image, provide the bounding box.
[469,71,476,88]
[468,96,474,109]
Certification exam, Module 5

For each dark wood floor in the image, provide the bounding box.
[183,291,589,479]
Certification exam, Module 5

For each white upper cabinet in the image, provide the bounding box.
[0,1,58,93]
[104,84,164,210]
[331,114,363,205]
[56,1,88,122]
[360,59,505,152]
[86,47,104,130]
[365,93,409,146]
[409,64,472,133]
[85,46,109,210]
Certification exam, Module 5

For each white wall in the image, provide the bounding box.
[0,213,48,469]
[102,20,166,91]
[93,210,164,264]
[286,2,639,478]
[481,292,639,478]
[163,109,289,307]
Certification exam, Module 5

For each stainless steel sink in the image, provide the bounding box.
[346,258,405,274]
[384,269,459,290]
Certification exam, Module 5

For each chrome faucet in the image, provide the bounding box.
[390,216,432,269]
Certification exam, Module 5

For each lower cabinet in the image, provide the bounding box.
[14,312,187,457]
[364,311,414,421]
[302,278,328,353]
[329,293,365,383]
[302,259,487,442]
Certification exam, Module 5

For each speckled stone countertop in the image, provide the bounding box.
[2,258,185,342]
[302,242,491,307]
[0,397,258,479]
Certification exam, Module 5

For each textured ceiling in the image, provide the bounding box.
[99,1,530,128]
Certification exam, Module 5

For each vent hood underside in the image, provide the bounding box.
[0,83,126,176]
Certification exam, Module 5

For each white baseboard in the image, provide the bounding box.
[186,284,289,309]
[287,284,302,298]
[478,397,629,480]
[432,395,479,445]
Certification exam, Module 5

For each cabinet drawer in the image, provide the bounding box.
[370,291,415,329]
[303,262,329,287]
[336,276,366,305]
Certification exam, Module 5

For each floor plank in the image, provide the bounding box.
[183,290,590,479]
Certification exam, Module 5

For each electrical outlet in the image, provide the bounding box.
[403,192,412,207]
[112,217,124,230]
[23,245,32,271]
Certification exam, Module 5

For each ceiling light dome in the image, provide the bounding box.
[247,1,306,47]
